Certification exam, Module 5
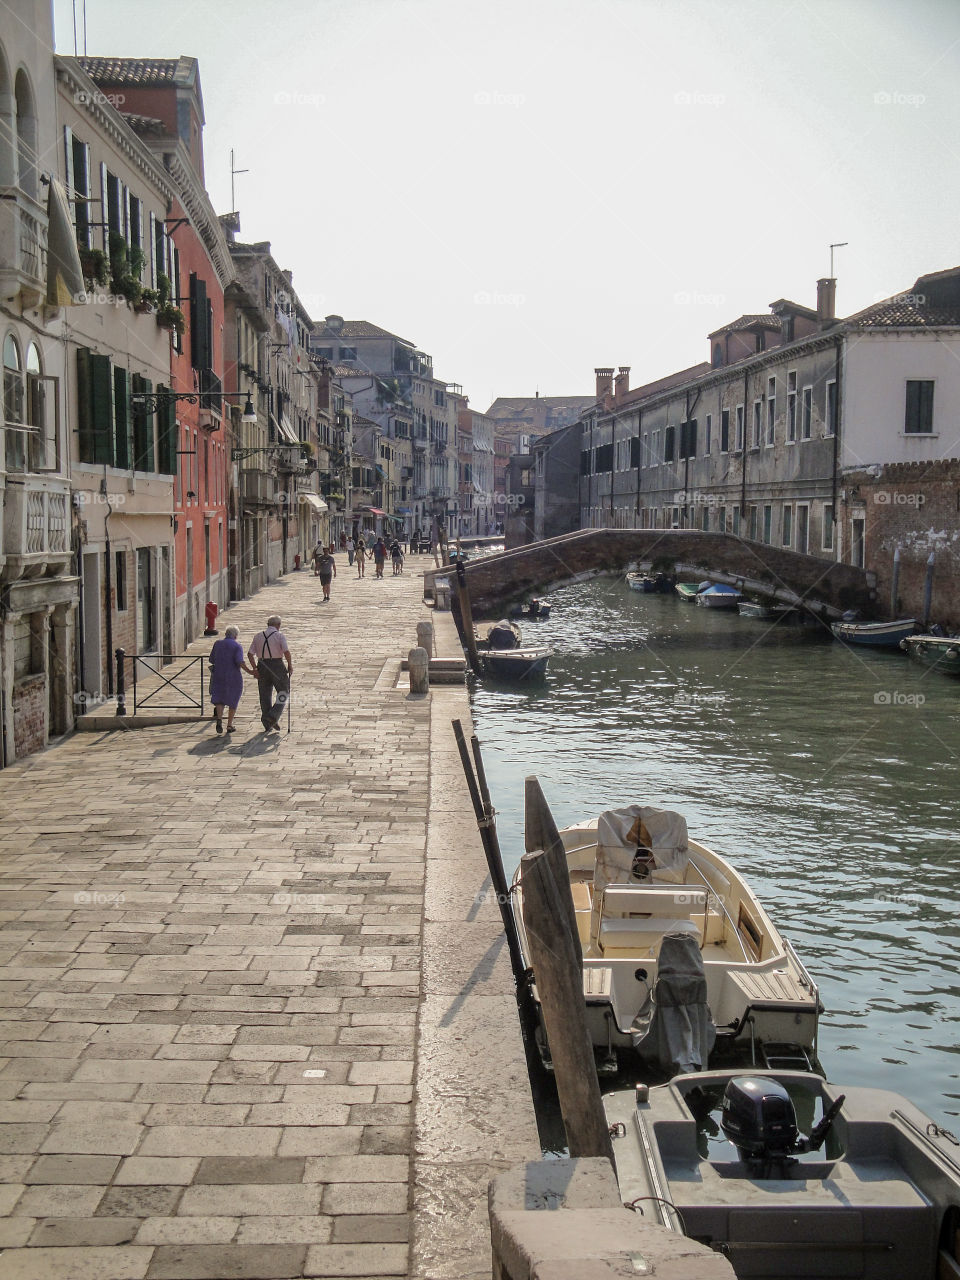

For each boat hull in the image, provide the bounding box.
[483,650,550,680]
[675,583,701,602]
[697,587,742,609]
[831,618,917,647]
[901,634,960,675]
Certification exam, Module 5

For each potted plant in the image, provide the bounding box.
[135,287,160,314]
[79,246,108,287]
[156,303,186,336]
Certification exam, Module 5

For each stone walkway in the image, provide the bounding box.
[0,563,537,1279]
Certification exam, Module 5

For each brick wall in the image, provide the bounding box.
[843,459,960,629]
[97,549,137,686]
[13,674,46,759]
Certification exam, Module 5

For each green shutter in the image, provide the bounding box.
[132,374,155,471]
[77,347,94,463]
[91,353,114,465]
[156,386,177,475]
[113,366,130,469]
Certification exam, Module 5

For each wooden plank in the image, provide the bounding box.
[524,776,582,968]
[521,847,614,1165]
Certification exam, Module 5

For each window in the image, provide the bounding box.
[822,502,835,551]
[629,435,641,468]
[704,414,712,455]
[66,131,92,249]
[732,507,741,537]
[782,504,793,547]
[796,503,810,554]
[702,506,710,532]
[720,408,729,453]
[801,387,813,439]
[826,380,837,437]
[850,515,864,568]
[3,335,25,471]
[766,376,776,444]
[752,400,762,448]
[580,450,592,476]
[904,380,934,434]
[663,425,675,462]
[340,345,356,361]
[787,371,797,443]
[116,551,127,612]
[749,506,759,541]
[595,442,613,472]
[762,504,772,544]
[718,505,727,533]
[679,419,697,459]
[735,404,744,451]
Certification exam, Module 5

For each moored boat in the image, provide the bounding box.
[626,571,649,592]
[697,582,742,609]
[479,620,550,681]
[900,633,960,676]
[831,617,918,648]
[512,793,821,1076]
[627,571,675,594]
[676,580,708,602]
[605,1067,960,1279]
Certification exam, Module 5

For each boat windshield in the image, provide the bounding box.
[594,805,689,893]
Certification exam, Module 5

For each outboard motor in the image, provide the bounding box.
[720,1076,845,1175]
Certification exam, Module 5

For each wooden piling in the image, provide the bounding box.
[524,776,581,966]
[454,559,483,676]
[520,846,615,1164]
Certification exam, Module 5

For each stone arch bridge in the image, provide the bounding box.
[426,529,875,618]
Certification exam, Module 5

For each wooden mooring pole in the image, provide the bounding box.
[454,559,483,676]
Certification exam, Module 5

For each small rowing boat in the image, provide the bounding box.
[831,617,917,648]
[900,633,960,676]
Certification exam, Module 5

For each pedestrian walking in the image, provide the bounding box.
[208,626,255,734]
[346,534,355,567]
[373,536,387,578]
[247,615,293,733]
[390,537,403,575]
[317,546,337,600]
[355,537,366,578]
[312,543,324,576]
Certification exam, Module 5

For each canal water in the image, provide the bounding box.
[469,574,960,1126]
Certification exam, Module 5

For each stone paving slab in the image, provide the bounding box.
[0,566,538,1278]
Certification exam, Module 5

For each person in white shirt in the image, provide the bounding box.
[346,535,355,567]
[247,615,293,732]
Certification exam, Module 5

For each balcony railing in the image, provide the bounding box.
[4,477,70,570]
[0,188,48,307]
[241,470,276,506]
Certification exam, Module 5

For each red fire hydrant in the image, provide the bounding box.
[203,601,218,636]
[294,553,301,571]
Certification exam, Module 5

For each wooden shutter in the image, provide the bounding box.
[148,211,157,288]
[132,374,155,472]
[91,353,114,466]
[113,366,130,470]
[77,347,94,463]
[100,162,109,250]
[63,126,74,206]
[156,386,177,475]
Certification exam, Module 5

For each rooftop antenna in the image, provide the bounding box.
[230,148,249,213]
[829,241,848,278]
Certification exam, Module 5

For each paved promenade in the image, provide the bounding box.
[0,562,537,1279]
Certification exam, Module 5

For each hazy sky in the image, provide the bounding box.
[52,0,960,410]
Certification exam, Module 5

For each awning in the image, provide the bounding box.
[46,178,85,306]
[397,507,412,514]
[368,507,385,516]
[271,413,299,445]
[299,494,328,513]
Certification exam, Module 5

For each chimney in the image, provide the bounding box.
[614,366,631,402]
[595,367,615,401]
[817,277,837,327]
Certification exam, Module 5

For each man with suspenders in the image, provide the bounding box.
[247,615,293,732]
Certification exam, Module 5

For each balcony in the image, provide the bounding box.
[240,470,276,506]
[198,369,223,428]
[3,477,71,578]
[0,188,48,308]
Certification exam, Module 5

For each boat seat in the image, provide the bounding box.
[599,917,699,951]
[601,885,707,916]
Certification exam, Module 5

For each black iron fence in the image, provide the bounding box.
[115,650,206,717]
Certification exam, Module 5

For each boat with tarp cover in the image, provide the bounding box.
[511,794,821,1077]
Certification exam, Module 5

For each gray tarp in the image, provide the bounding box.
[630,931,716,1074]
[594,805,690,893]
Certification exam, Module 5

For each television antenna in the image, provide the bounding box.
[230,149,249,213]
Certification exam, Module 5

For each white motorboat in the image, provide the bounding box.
[512,795,821,1076]
[605,1067,960,1279]
[697,583,743,609]
[479,620,550,681]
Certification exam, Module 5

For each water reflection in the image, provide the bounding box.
[470,574,960,1122]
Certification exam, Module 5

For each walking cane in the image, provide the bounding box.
[287,675,292,734]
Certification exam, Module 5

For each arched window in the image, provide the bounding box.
[25,342,54,471]
[0,44,14,188]
[4,334,25,470]
[14,68,38,201]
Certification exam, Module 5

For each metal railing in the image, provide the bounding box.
[115,649,206,716]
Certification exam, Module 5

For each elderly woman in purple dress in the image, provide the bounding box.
[208,626,255,734]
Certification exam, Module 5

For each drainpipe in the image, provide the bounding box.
[103,493,114,696]
[635,408,642,525]
[831,335,843,553]
[740,370,749,525]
